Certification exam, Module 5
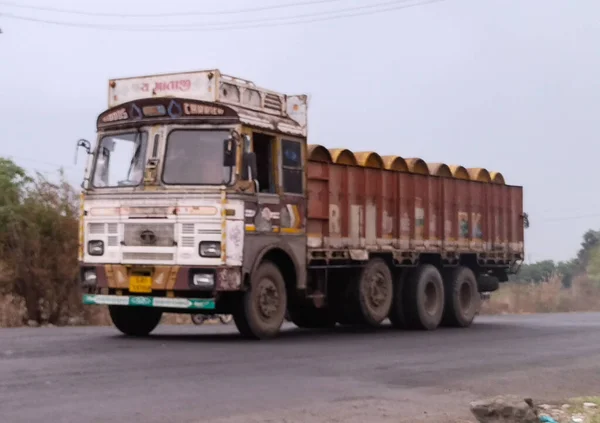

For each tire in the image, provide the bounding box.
[191,314,206,325]
[441,266,480,328]
[288,305,336,329]
[356,258,394,327]
[403,264,445,331]
[219,314,233,324]
[232,261,287,340]
[108,306,162,337]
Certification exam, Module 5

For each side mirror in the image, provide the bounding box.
[223,138,237,167]
[74,138,92,165]
[241,151,257,181]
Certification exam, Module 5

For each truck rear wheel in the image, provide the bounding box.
[356,258,393,327]
[232,261,287,340]
[108,306,162,337]
[441,266,480,328]
[402,264,445,330]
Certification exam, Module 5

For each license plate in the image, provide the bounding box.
[129,275,152,293]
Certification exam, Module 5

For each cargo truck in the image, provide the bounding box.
[76,69,525,340]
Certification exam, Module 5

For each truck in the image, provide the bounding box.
[76,69,525,340]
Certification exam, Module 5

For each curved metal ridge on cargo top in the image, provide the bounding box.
[427,163,453,178]
[467,168,492,183]
[381,155,409,172]
[490,171,505,184]
[307,145,505,184]
[328,148,358,166]
[405,158,430,175]
[354,151,384,168]
[307,144,333,163]
[448,165,470,180]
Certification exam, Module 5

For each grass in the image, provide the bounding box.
[480,274,600,315]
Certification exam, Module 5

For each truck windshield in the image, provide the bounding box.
[92,131,148,188]
[162,129,233,185]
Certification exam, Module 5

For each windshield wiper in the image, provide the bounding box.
[126,129,143,180]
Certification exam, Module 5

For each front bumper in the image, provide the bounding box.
[79,263,242,293]
[83,294,215,310]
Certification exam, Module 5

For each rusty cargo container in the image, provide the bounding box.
[306,146,524,261]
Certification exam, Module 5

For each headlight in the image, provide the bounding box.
[190,272,215,290]
[82,269,97,286]
[88,240,104,256]
[199,241,220,258]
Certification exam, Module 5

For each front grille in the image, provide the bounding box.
[124,223,175,247]
[181,224,195,235]
[181,237,195,248]
[88,223,105,234]
[123,252,174,261]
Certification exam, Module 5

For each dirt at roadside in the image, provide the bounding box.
[206,396,600,423]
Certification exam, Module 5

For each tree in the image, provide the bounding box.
[556,259,578,288]
[576,229,600,268]
[513,260,557,283]
[0,158,81,324]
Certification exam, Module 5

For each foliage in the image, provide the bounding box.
[513,229,600,288]
[0,158,82,325]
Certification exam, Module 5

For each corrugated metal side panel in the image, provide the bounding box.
[307,161,523,256]
[469,182,485,251]
[488,183,504,253]
[508,185,524,253]
[306,161,329,248]
[482,182,492,252]
[364,168,379,246]
[327,164,343,248]
[429,177,443,248]
[398,171,411,249]
[516,187,525,247]
[412,175,427,250]
[347,166,363,247]
[381,170,396,245]
[442,178,457,250]
[455,179,470,249]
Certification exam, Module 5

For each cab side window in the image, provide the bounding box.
[253,132,275,193]
[281,139,303,194]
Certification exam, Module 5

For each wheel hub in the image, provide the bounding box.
[257,279,280,319]
[367,272,388,309]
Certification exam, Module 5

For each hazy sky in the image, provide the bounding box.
[1,0,598,263]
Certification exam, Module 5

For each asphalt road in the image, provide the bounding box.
[1,313,599,423]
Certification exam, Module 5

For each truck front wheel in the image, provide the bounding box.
[233,261,287,340]
[441,266,480,328]
[108,306,162,337]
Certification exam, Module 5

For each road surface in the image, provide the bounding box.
[1,312,599,423]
